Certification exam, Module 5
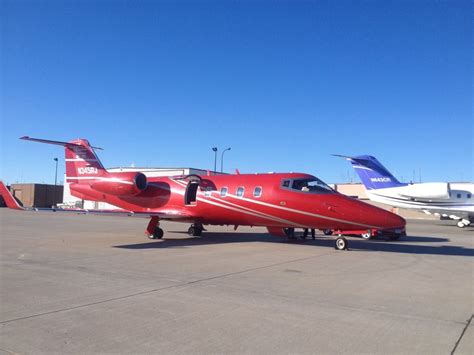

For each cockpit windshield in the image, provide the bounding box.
[282,177,334,194]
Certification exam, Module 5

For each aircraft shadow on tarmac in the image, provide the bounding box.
[114,232,474,257]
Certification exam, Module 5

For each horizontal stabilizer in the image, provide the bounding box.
[20,136,103,150]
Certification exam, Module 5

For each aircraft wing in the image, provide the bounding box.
[0,181,192,220]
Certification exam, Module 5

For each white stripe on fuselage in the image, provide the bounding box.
[66,177,134,185]
[169,180,301,226]
[171,178,382,229]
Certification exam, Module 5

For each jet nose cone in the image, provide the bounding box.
[363,202,405,230]
[387,212,406,229]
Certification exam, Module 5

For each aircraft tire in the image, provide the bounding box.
[284,228,295,239]
[188,225,202,237]
[335,237,348,250]
[361,232,372,240]
[153,227,164,239]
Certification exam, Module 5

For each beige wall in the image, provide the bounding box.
[11,184,63,208]
[11,184,35,207]
[334,183,368,199]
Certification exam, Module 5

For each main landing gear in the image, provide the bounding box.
[457,219,471,228]
[188,223,204,237]
[146,216,164,240]
[284,228,297,240]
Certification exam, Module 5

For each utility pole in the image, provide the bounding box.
[53,157,58,207]
[220,147,231,173]
[212,147,218,174]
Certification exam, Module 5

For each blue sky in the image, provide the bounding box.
[1,0,472,185]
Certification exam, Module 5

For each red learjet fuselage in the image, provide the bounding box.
[0,137,406,250]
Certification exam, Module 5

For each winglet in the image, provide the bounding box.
[0,181,24,210]
[235,168,240,175]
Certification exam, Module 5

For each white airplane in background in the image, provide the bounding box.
[336,155,474,228]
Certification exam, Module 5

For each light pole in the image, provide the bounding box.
[212,147,218,174]
[54,158,58,186]
[220,147,231,173]
[53,157,58,207]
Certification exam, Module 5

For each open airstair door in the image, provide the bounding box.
[183,175,202,206]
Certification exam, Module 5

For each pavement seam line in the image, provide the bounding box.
[213,283,467,326]
[0,251,333,324]
[451,314,473,354]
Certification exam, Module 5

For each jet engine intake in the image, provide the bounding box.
[90,172,148,196]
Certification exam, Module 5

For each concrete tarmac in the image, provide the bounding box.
[0,209,472,354]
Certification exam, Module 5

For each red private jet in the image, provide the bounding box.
[0,137,407,250]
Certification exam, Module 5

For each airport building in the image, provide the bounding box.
[6,183,64,208]
[331,183,368,199]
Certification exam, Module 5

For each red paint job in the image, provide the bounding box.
[12,137,407,237]
[90,172,147,196]
[266,227,287,237]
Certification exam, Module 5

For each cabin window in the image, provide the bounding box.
[282,180,290,188]
[204,187,213,197]
[457,193,461,198]
[254,186,262,198]
[468,194,472,199]
[220,187,228,197]
[236,187,245,197]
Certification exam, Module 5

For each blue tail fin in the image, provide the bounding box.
[335,155,407,190]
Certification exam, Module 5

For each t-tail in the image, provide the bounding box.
[334,155,407,190]
[20,136,106,184]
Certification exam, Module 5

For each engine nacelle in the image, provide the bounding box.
[399,182,450,200]
[90,172,148,196]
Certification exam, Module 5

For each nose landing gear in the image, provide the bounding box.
[457,219,471,228]
[335,236,348,250]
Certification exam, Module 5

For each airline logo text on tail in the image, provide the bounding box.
[78,167,99,175]
[371,177,391,183]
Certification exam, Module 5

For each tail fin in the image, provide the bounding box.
[20,136,107,183]
[0,181,24,210]
[334,154,407,190]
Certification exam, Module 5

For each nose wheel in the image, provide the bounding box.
[335,236,348,250]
